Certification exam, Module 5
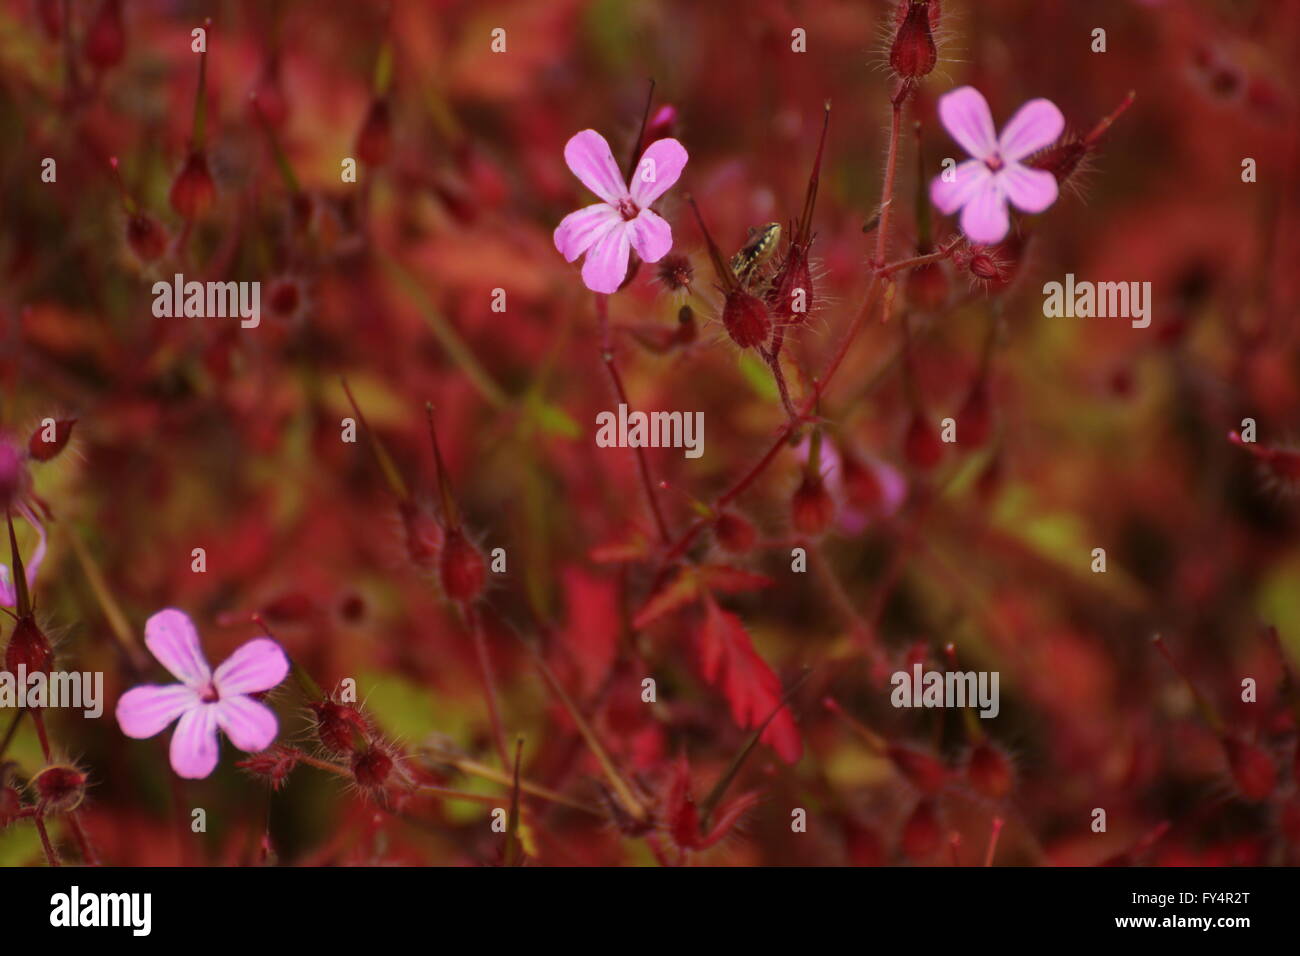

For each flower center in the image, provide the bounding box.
[984,153,1005,173]
[199,683,220,703]
[616,197,640,221]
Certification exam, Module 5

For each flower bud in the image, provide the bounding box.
[889,1,938,79]
[903,412,944,471]
[766,247,814,323]
[888,744,947,793]
[644,105,678,143]
[84,0,125,72]
[169,151,216,219]
[714,511,757,554]
[1222,737,1276,801]
[440,528,487,603]
[791,473,834,536]
[32,764,86,813]
[722,290,771,350]
[28,419,76,463]
[351,745,394,790]
[901,798,942,859]
[5,615,54,679]
[966,741,1014,799]
[236,746,300,791]
[126,214,167,262]
[355,98,392,166]
[311,699,369,755]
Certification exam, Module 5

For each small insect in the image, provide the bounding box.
[730,222,782,286]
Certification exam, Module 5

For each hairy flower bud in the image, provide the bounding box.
[5,615,54,679]
[714,511,757,554]
[890,1,938,79]
[351,745,394,790]
[311,699,369,755]
[766,247,814,323]
[84,0,125,72]
[722,290,771,350]
[28,419,76,463]
[169,151,216,219]
[440,528,486,603]
[32,764,86,813]
[791,473,835,536]
[966,741,1014,799]
[1222,737,1276,801]
[237,746,300,790]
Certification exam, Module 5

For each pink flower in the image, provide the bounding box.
[0,506,45,609]
[930,86,1064,244]
[116,609,289,779]
[553,129,688,294]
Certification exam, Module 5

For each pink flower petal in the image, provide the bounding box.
[580,221,632,294]
[169,702,220,779]
[930,159,993,215]
[554,202,622,263]
[116,684,198,739]
[938,86,998,160]
[628,138,688,207]
[627,208,673,263]
[213,637,289,696]
[997,98,1065,163]
[214,695,278,752]
[1000,162,1059,213]
[959,181,1010,244]
[145,609,211,687]
[563,129,630,205]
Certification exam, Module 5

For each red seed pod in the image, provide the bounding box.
[169,151,216,219]
[791,473,835,536]
[966,741,1014,799]
[956,379,992,449]
[714,511,757,554]
[126,213,167,262]
[766,246,814,323]
[351,745,394,790]
[903,412,944,471]
[311,699,370,755]
[83,0,125,72]
[901,798,942,859]
[722,290,771,350]
[355,98,392,166]
[1222,737,1276,801]
[27,418,76,462]
[440,528,487,603]
[32,764,86,813]
[890,1,938,79]
[5,615,54,679]
[888,744,947,793]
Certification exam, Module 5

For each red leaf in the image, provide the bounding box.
[698,598,802,763]
[699,564,774,594]
[632,568,701,629]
